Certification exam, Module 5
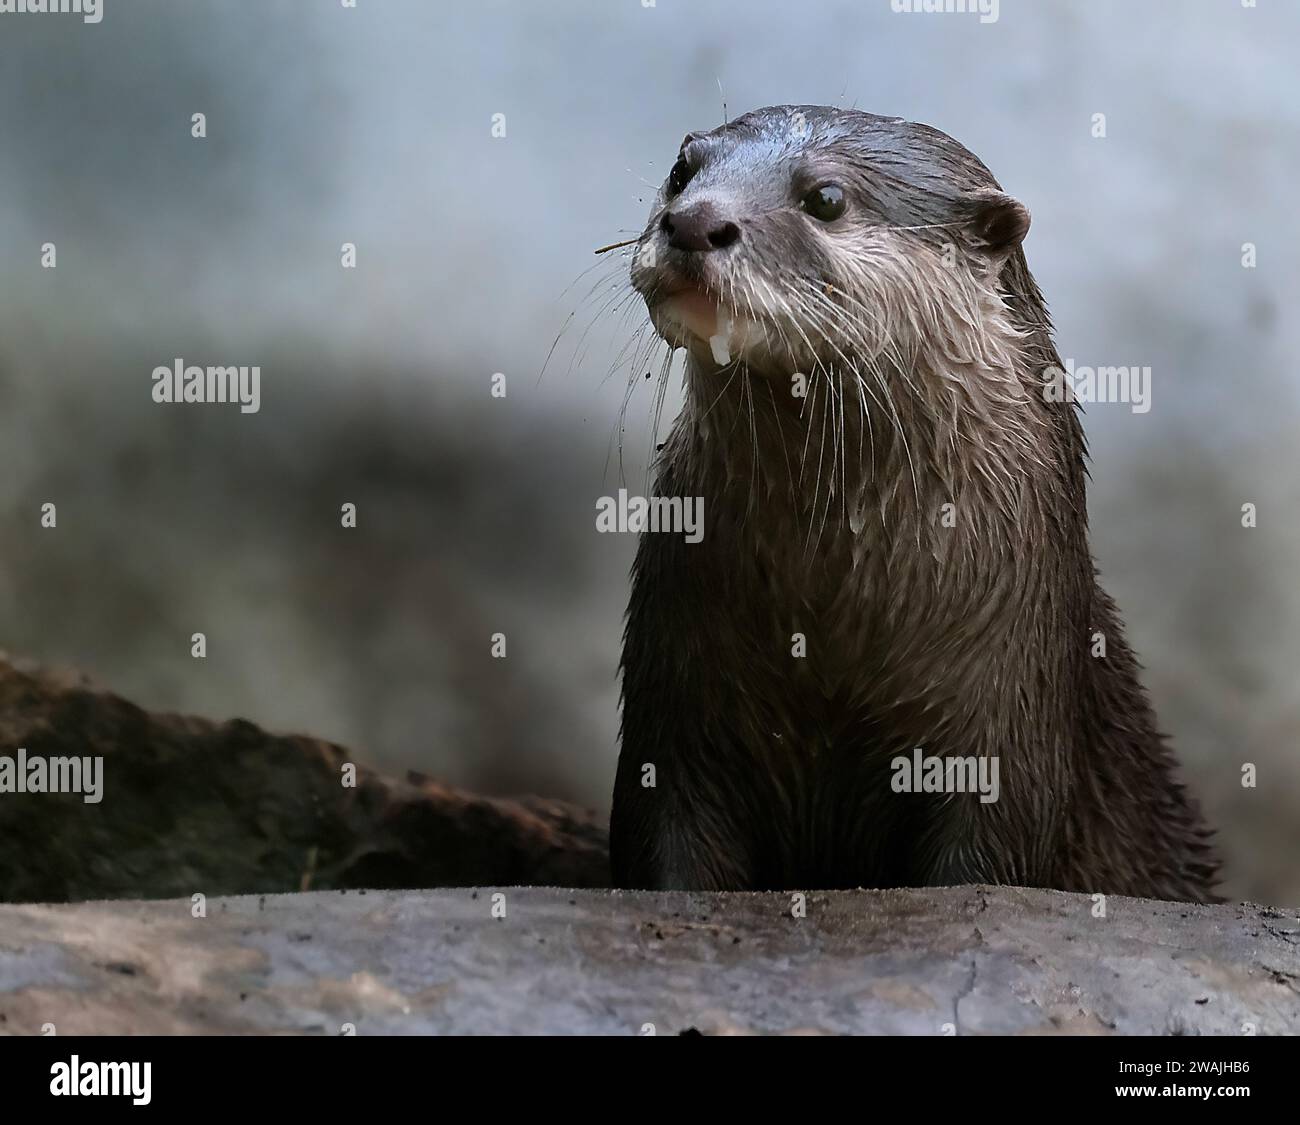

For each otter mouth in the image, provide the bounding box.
[647,279,758,368]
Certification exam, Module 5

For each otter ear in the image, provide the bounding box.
[967,191,1031,255]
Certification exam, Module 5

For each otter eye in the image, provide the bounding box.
[802,184,846,222]
[667,155,694,197]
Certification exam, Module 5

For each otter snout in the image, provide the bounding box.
[659,202,740,252]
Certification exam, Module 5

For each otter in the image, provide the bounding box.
[609,105,1219,902]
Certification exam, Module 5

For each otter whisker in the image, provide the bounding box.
[797,285,922,527]
[727,271,763,519]
[804,368,834,554]
[742,351,759,521]
[609,331,649,487]
[796,360,820,483]
[539,255,632,386]
[808,369,846,558]
[570,270,643,383]
[764,376,797,507]
[643,346,676,493]
[695,348,746,429]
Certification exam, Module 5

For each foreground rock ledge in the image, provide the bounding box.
[1,886,1297,1035]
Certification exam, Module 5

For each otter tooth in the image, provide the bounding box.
[709,310,736,366]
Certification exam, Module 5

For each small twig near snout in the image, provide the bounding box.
[594,237,640,255]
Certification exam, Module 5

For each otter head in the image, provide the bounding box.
[630,105,1033,382]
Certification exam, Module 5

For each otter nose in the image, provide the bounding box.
[660,203,741,252]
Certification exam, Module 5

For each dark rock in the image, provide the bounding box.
[0,658,608,903]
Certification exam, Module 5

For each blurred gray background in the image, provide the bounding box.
[0,0,1296,904]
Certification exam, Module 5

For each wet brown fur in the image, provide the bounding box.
[610,106,1219,901]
